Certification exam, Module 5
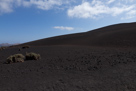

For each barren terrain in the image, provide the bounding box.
[1,22,136,91]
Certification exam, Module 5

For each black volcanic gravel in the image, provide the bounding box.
[0,46,136,91]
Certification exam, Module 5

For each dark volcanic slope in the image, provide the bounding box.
[23,22,136,47]
[1,22,136,91]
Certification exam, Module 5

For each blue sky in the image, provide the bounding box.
[0,0,136,44]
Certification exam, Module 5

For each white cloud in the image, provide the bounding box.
[121,10,136,20]
[25,0,63,10]
[68,2,108,19]
[0,0,14,14]
[67,0,136,19]
[0,0,28,14]
[25,0,76,10]
[0,0,75,14]
[0,0,136,20]
[107,0,115,4]
[54,26,74,31]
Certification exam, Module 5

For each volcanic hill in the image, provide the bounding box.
[22,22,136,47]
[1,22,136,91]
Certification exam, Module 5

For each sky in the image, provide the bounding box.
[0,0,136,44]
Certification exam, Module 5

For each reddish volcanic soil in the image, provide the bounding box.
[1,22,136,91]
